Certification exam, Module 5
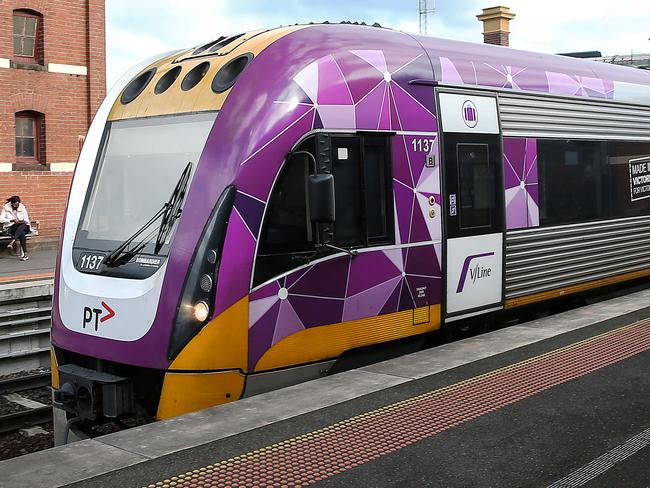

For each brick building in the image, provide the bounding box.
[0,0,105,247]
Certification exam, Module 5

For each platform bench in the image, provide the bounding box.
[0,220,41,243]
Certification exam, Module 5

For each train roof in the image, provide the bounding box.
[109,23,650,121]
[411,32,650,105]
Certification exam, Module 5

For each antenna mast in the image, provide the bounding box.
[419,0,435,35]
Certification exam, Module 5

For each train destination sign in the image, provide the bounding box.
[629,156,650,201]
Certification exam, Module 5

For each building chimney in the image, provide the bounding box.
[477,6,515,46]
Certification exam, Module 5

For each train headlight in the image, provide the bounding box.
[168,186,237,360]
[193,301,210,322]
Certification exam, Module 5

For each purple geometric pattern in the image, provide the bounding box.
[247,245,441,369]
[546,73,614,98]
[393,135,441,250]
[432,45,619,101]
[287,50,437,132]
[503,138,539,230]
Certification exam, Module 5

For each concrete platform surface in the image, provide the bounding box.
[1,287,650,488]
[0,246,56,283]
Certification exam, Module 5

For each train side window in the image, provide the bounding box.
[457,143,493,229]
[254,133,394,286]
[537,140,606,226]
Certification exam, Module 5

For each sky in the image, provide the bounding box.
[106,0,650,88]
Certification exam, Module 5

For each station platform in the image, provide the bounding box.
[0,247,56,284]
[1,287,650,487]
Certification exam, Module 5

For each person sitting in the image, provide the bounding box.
[1,195,31,261]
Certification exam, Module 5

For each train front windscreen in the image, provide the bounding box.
[74,112,216,259]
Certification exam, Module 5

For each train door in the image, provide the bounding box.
[437,91,505,321]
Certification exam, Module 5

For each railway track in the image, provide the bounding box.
[0,371,52,435]
[0,371,51,394]
[0,406,52,435]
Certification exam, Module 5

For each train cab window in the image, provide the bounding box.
[537,140,606,226]
[363,136,392,243]
[331,137,365,246]
[457,143,492,229]
[254,133,393,286]
[258,147,313,256]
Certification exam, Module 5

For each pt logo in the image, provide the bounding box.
[456,252,494,293]
[83,301,115,331]
[462,100,478,128]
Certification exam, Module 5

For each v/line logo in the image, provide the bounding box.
[456,252,495,293]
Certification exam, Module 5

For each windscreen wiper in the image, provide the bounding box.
[104,162,193,268]
[154,161,192,254]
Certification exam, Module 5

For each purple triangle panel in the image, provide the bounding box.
[440,57,477,86]
[237,110,315,201]
[355,82,386,131]
[250,280,281,301]
[248,300,281,370]
[506,188,528,230]
[289,258,350,298]
[317,55,354,106]
[383,47,427,76]
[235,191,265,239]
[312,110,324,130]
[391,60,436,116]
[336,51,384,103]
[524,139,539,204]
[509,66,549,93]
[272,301,305,346]
[391,135,415,188]
[398,279,415,312]
[346,251,401,297]
[214,211,256,315]
[503,138,526,190]
[404,244,442,278]
[244,100,313,162]
[393,182,415,245]
[407,135,431,189]
[409,196,432,243]
[389,86,402,130]
[277,82,314,106]
[583,86,608,100]
[526,183,539,208]
[285,265,314,289]
[379,280,402,315]
[391,83,437,133]
[289,295,344,329]
[378,84,392,130]
[343,276,402,322]
[474,63,510,89]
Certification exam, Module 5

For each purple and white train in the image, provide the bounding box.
[49,23,650,441]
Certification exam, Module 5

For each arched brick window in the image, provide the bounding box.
[15,111,45,164]
[13,9,44,65]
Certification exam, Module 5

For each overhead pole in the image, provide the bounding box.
[419,0,436,35]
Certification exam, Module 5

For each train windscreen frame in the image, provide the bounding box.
[75,112,216,252]
[73,112,217,276]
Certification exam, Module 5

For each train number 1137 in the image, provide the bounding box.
[411,138,436,153]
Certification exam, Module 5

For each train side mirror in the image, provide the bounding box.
[308,174,335,224]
